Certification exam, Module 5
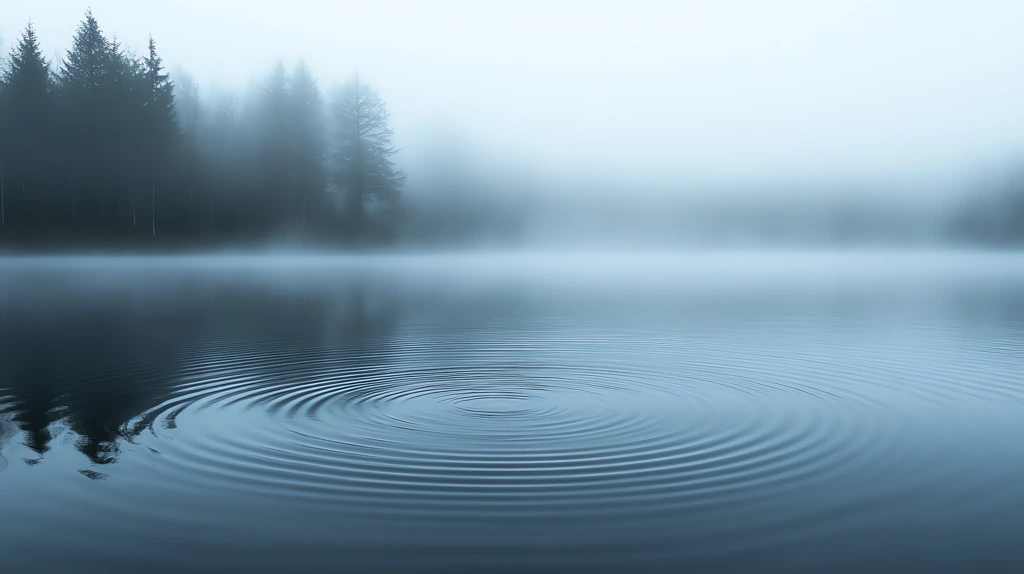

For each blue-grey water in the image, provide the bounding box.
[1,252,1022,573]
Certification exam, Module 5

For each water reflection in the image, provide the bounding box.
[0,267,398,471]
[0,253,1022,572]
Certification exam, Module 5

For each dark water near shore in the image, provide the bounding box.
[1,252,1023,572]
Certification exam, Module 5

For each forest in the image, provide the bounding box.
[0,11,401,248]
[1,10,1023,250]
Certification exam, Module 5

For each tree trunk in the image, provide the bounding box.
[1,162,5,228]
[151,166,156,236]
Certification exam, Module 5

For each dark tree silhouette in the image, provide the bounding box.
[0,23,54,231]
[288,62,325,232]
[141,37,179,234]
[330,74,403,239]
[58,10,121,229]
[253,62,292,234]
[0,10,410,248]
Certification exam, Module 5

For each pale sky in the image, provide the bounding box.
[4,0,1024,194]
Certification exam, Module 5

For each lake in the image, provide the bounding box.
[1,252,1022,572]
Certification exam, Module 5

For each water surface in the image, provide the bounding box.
[1,252,1023,572]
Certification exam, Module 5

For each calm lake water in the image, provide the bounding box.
[1,252,1023,572]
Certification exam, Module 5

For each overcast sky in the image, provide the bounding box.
[5,0,1024,194]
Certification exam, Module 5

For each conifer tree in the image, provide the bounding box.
[141,38,178,233]
[0,23,54,227]
[60,11,112,106]
[287,62,324,230]
[0,11,407,245]
[59,9,116,225]
[253,62,292,232]
[142,38,178,152]
[330,74,403,238]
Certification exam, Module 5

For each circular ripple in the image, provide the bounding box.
[3,317,1023,565]
[110,319,1024,550]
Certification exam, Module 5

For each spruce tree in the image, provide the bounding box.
[2,23,51,129]
[288,62,324,231]
[59,9,115,226]
[254,62,292,232]
[330,74,403,239]
[1,23,55,228]
[141,38,178,233]
[142,38,178,150]
[60,11,112,105]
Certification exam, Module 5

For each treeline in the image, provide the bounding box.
[0,11,401,248]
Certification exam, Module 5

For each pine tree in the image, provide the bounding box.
[108,40,149,229]
[60,11,112,103]
[142,38,177,149]
[0,11,415,246]
[141,38,178,234]
[0,23,55,228]
[330,74,403,238]
[253,62,292,232]
[57,10,160,230]
[173,69,201,229]
[59,9,116,225]
[2,23,51,122]
[288,62,324,231]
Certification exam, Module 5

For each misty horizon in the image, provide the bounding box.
[4,4,1024,573]
[5,1,1024,196]
[3,5,1024,247]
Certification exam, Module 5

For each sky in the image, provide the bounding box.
[5,0,1024,195]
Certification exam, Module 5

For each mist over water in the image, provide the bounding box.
[4,1,1024,248]
[3,2,1024,572]
[1,253,1023,572]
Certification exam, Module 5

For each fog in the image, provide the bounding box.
[5,5,1024,570]
[4,0,1024,247]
